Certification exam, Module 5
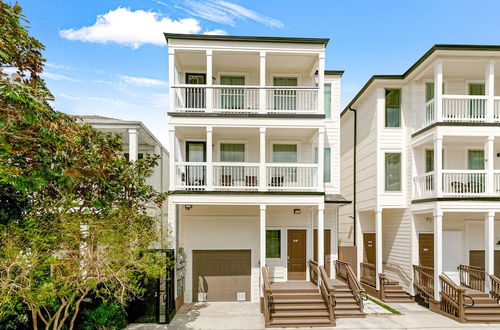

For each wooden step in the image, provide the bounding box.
[466,303,500,310]
[465,315,500,322]
[272,310,329,318]
[334,297,358,304]
[273,298,324,304]
[272,288,319,294]
[385,286,403,290]
[273,304,326,311]
[269,318,333,327]
[334,304,360,310]
[272,293,322,299]
[466,308,500,315]
[334,310,365,318]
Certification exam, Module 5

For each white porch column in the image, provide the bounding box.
[486,59,495,122]
[259,127,266,191]
[206,50,213,112]
[168,49,175,113]
[169,127,176,191]
[259,51,266,114]
[317,128,325,191]
[433,209,443,301]
[434,59,443,122]
[206,126,213,190]
[375,209,383,290]
[434,135,443,197]
[128,128,138,162]
[486,211,495,291]
[318,53,325,114]
[486,136,495,195]
[259,204,266,296]
[317,204,325,267]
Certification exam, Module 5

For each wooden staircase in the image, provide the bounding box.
[379,273,413,303]
[331,278,365,317]
[463,288,500,323]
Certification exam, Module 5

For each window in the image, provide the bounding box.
[468,150,485,170]
[273,77,297,110]
[220,76,245,109]
[324,83,332,118]
[385,89,401,127]
[266,230,281,258]
[220,143,245,162]
[425,150,434,173]
[385,153,401,191]
[272,144,298,163]
[124,153,144,161]
[314,148,331,183]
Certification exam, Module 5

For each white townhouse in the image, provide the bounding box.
[340,45,500,322]
[79,115,170,244]
[164,33,351,321]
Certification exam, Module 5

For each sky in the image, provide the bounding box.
[14,0,500,145]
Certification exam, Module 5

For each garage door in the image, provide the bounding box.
[192,250,251,302]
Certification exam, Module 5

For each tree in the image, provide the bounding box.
[0,2,168,329]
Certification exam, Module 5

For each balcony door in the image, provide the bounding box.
[467,149,485,193]
[468,83,485,118]
[186,73,206,109]
[219,143,245,187]
[186,141,206,187]
[273,77,297,111]
[271,144,298,186]
[220,76,245,110]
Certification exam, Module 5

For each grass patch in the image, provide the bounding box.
[365,295,401,314]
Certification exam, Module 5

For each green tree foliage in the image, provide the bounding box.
[0,2,168,329]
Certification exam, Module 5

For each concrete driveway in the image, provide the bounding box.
[127,300,500,330]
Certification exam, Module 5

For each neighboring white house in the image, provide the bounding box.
[164,33,348,306]
[79,115,170,245]
[340,45,500,302]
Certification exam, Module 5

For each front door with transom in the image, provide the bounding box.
[314,229,331,274]
[419,233,434,268]
[363,233,376,265]
[287,230,306,280]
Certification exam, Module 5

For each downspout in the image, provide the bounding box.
[349,107,357,246]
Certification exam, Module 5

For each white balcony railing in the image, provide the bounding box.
[266,163,318,190]
[495,171,500,194]
[442,95,488,122]
[212,162,259,190]
[174,162,320,191]
[425,99,435,126]
[442,170,487,196]
[171,85,319,114]
[413,172,435,200]
[494,97,500,121]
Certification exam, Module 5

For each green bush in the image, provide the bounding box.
[79,302,128,330]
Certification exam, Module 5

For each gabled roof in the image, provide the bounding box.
[164,33,329,45]
[341,44,500,117]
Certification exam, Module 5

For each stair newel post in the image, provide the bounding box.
[458,287,465,322]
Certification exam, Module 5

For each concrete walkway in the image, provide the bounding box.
[127,301,500,330]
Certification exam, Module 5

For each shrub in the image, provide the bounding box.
[79,301,128,330]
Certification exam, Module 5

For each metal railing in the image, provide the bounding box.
[458,265,485,292]
[442,95,488,121]
[360,262,376,287]
[442,170,487,196]
[413,172,435,199]
[212,163,259,190]
[266,163,318,191]
[335,260,365,313]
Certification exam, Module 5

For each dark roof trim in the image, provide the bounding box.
[324,194,351,204]
[412,197,500,204]
[171,190,324,196]
[325,70,344,77]
[412,121,500,138]
[341,44,500,117]
[168,112,325,119]
[164,33,329,45]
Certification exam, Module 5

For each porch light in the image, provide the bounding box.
[313,70,319,85]
[497,240,500,246]
[185,204,192,211]
[294,209,301,215]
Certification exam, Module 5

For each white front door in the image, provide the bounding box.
[443,230,463,284]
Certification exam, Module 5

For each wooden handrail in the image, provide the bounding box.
[458,264,486,292]
[261,267,273,325]
[412,265,434,300]
[360,262,376,287]
[490,274,500,302]
[379,273,391,301]
[308,260,335,323]
[335,260,365,313]
[439,273,469,322]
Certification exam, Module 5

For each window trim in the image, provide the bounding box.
[464,80,486,95]
[216,139,248,162]
[464,146,485,170]
[270,141,301,163]
[384,88,402,128]
[217,72,249,85]
[384,152,402,192]
[265,228,283,259]
[314,147,332,183]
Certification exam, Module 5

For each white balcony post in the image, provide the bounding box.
[486,59,495,122]
[485,211,495,291]
[169,127,176,191]
[128,128,138,162]
[317,128,325,191]
[434,59,443,122]
[486,136,495,195]
[434,135,443,197]
[168,49,175,113]
[206,50,213,112]
[259,51,266,114]
[259,127,266,191]
[433,209,443,301]
[318,53,325,114]
[206,126,213,190]
[375,209,383,290]
[318,204,325,267]
[259,204,266,296]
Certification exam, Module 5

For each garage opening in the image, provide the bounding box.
[192,249,251,302]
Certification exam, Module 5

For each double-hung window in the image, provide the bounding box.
[314,148,331,183]
[385,153,401,191]
[385,89,401,128]
[324,83,332,118]
[266,230,281,258]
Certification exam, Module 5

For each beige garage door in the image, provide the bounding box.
[192,250,251,302]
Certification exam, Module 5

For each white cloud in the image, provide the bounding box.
[59,7,202,48]
[45,62,74,70]
[42,72,80,82]
[59,93,124,107]
[175,0,283,28]
[204,29,227,35]
[120,75,167,87]
[1,67,18,75]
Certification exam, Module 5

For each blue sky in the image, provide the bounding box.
[15,0,500,145]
